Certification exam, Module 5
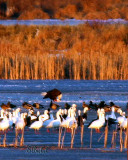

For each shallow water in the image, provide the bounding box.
[0,80,127,159]
[0,80,127,110]
[0,19,128,26]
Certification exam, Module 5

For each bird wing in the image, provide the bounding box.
[43,88,61,100]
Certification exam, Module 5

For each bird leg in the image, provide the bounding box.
[15,129,18,147]
[71,128,73,148]
[47,129,50,133]
[96,129,101,133]
[3,130,6,147]
[124,130,127,148]
[36,130,41,135]
[119,128,123,152]
[20,128,24,146]
[81,125,84,147]
[61,128,66,149]
[71,128,76,149]
[58,127,62,148]
[35,129,37,134]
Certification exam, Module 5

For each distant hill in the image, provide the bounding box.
[0,0,128,20]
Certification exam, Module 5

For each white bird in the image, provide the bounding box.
[61,107,77,129]
[33,111,40,120]
[45,109,63,128]
[105,107,117,125]
[62,109,68,119]
[117,111,126,126]
[120,117,127,130]
[77,107,88,127]
[15,113,25,130]
[0,116,9,131]
[42,111,54,128]
[15,113,26,147]
[106,107,116,120]
[82,107,88,124]
[60,106,77,148]
[12,108,21,125]
[8,112,13,127]
[88,109,105,132]
[0,115,10,147]
[29,115,43,132]
[0,109,4,119]
[39,110,50,121]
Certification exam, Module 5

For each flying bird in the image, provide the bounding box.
[43,88,62,102]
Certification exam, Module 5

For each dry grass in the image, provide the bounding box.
[0,0,128,20]
[0,24,128,80]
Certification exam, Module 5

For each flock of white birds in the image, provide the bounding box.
[0,102,127,148]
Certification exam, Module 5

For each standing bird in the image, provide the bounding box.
[105,107,117,125]
[88,109,105,132]
[42,110,54,128]
[97,101,111,112]
[64,103,71,110]
[29,115,43,133]
[22,102,34,110]
[59,106,77,148]
[117,111,126,126]
[62,109,68,119]
[6,102,17,109]
[15,113,26,147]
[89,101,98,110]
[50,101,60,110]
[43,88,62,102]
[1,103,10,110]
[33,103,44,109]
[117,109,127,130]
[77,108,88,147]
[109,102,121,111]
[1,102,16,110]
[77,110,83,127]
[0,115,10,147]
[82,107,89,124]
[82,102,89,109]
[45,109,63,128]
[120,117,127,130]
[88,109,105,148]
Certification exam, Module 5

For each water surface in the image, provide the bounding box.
[0,80,127,109]
[0,19,128,26]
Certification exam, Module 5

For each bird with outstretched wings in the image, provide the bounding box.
[43,88,62,102]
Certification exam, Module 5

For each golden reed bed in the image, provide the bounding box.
[0,0,128,20]
[0,24,128,80]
